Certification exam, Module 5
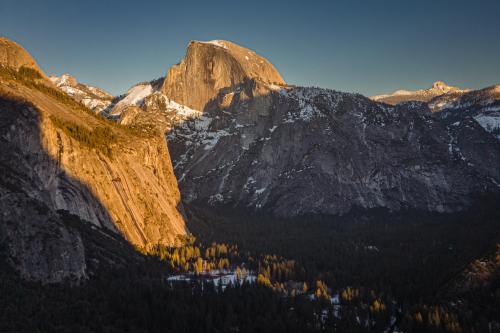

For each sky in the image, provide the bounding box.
[1,0,499,96]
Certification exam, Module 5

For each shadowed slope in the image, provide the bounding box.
[166,84,500,217]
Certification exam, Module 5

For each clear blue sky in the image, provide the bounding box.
[1,0,499,96]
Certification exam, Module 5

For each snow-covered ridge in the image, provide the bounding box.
[169,86,372,166]
[164,97,202,118]
[194,40,228,49]
[281,87,337,122]
[371,81,468,104]
[49,73,113,113]
[374,89,413,99]
[108,83,153,116]
[50,73,75,87]
[170,86,347,163]
[106,78,205,120]
[429,85,500,140]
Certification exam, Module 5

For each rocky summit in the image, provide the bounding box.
[162,40,285,111]
[49,73,114,113]
[0,37,45,75]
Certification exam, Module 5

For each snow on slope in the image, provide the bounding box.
[430,85,500,140]
[49,73,113,113]
[198,40,229,49]
[474,115,500,139]
[371,81,468,105]
[108,83,153,117]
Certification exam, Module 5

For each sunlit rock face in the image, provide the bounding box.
[0,83,187,280]
[0,36,45,75]
[0,81,188,244]
[162,40,285,111]
[0,37,188,282]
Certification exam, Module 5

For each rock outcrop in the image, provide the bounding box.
[162,40,285,111]
[0,36,45,75]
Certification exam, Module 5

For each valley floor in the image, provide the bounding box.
[2,199,498,333]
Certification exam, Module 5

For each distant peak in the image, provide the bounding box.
[430,81,463,94]
[49,73,77,87]
[432,81,449,89]
[371,81,468,104]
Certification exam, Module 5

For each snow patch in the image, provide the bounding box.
[110,84,153,116]
[167,269,257,291]
[474,115,500,139]
[255,187,266,195]
[199,40,228,49]
[208,194,224,205]
[202,129,231,150]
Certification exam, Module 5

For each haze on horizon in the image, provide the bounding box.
[1,0,499,97]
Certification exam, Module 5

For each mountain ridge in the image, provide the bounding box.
[371,80,468,105]
[49,73,114,113]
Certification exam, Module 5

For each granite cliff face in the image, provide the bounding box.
[0,38,186,282]
[0,82,187,243]
[162,40,285,111]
